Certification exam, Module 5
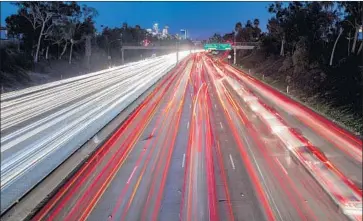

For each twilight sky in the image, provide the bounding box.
[1,1,272,40]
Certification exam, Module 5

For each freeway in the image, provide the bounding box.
[27,52,361,221]
[218,59,362,183]
[0,51,191,214]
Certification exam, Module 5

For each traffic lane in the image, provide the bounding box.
[1,60,165,132]
[0,57,156,102]
[223,82,349,221]
[218,82,314,220]
[1,60,167,144]
[158,79,194,221]
[204,57,328,221]
[31,56,191,221]
[222,65,362,170]
[254,99,362,188]
[124,61,192,221]
[1,56,164,111]
[180,84,210,221]
[89,102,178,221]
[206,82,267,221]
[65,59,193,221]
[0,63,173,208]
[221,74,362,191]
[222,63,362,158]
[87,94,175,221]
[0,62,175,195]
[32,83,166,220]
[203,58,275,220]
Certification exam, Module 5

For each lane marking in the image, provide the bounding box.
[275,157,288,175]
[151,127,157,136]
[189,104,192,109]
[182,153,186,168]
[229,154,235,170]
[92,135,100,144]
[220,122,224,129]
[214,104,217,109]
[242,127,284,220]
[187,122,189,129]
[127,166,138,184]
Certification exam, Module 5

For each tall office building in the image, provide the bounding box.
[162,26,169,38]
[180,29,187,40]
[153,23,159,35]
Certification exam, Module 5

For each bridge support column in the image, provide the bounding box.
[233,48,237,65]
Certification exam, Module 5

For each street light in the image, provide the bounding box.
[108,38,122,57]
[107,38,121,67]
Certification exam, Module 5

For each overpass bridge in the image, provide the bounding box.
[120,43,202,64]
[119,42,259,65]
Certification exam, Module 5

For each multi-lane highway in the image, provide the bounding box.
[14,52,358,221]
[0,52,191,214]
[1,51,361,221]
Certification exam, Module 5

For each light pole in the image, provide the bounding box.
[107,39,121,67]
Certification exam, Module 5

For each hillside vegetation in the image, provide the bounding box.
[1,2,192,92]
[211,2,362,135]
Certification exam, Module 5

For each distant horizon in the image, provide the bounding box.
[1,1,272,40]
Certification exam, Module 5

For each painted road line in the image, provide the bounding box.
[229,154,235,170]
[275,157,288,175]
[127,166,138,184]
[220,122,224,130]
[187,122,189,129]
[182,153,186,168]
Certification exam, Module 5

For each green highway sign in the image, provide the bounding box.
[204,43,232,50]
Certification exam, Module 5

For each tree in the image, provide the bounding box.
[330,27,343,66]
[62,4,97,63]
[267,17,285,55]
[246,20,253,28]
[16,2,59,63]
[209,33,223,43]
[252,18,261,41]
[223,32,234,42]
[339,2,363,54]
[253,19,260,28]
[5,13,36,53]
[12,2,83,63]
[234,22,243,42]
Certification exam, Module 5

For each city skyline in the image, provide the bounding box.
[1,2,271,40]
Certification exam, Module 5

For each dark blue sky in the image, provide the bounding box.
[1,1,272,40]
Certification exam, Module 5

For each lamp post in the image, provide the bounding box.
[107,38,121,67]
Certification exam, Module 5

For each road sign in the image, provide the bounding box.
[228,55,232,59]
[204,43,232,50]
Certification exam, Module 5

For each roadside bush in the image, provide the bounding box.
[0,45,32,87]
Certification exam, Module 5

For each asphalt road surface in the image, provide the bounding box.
[0,52,191,214]
[30,53,360,221]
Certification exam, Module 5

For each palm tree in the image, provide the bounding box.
[253,19,260,28]
[235,22,242,32]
